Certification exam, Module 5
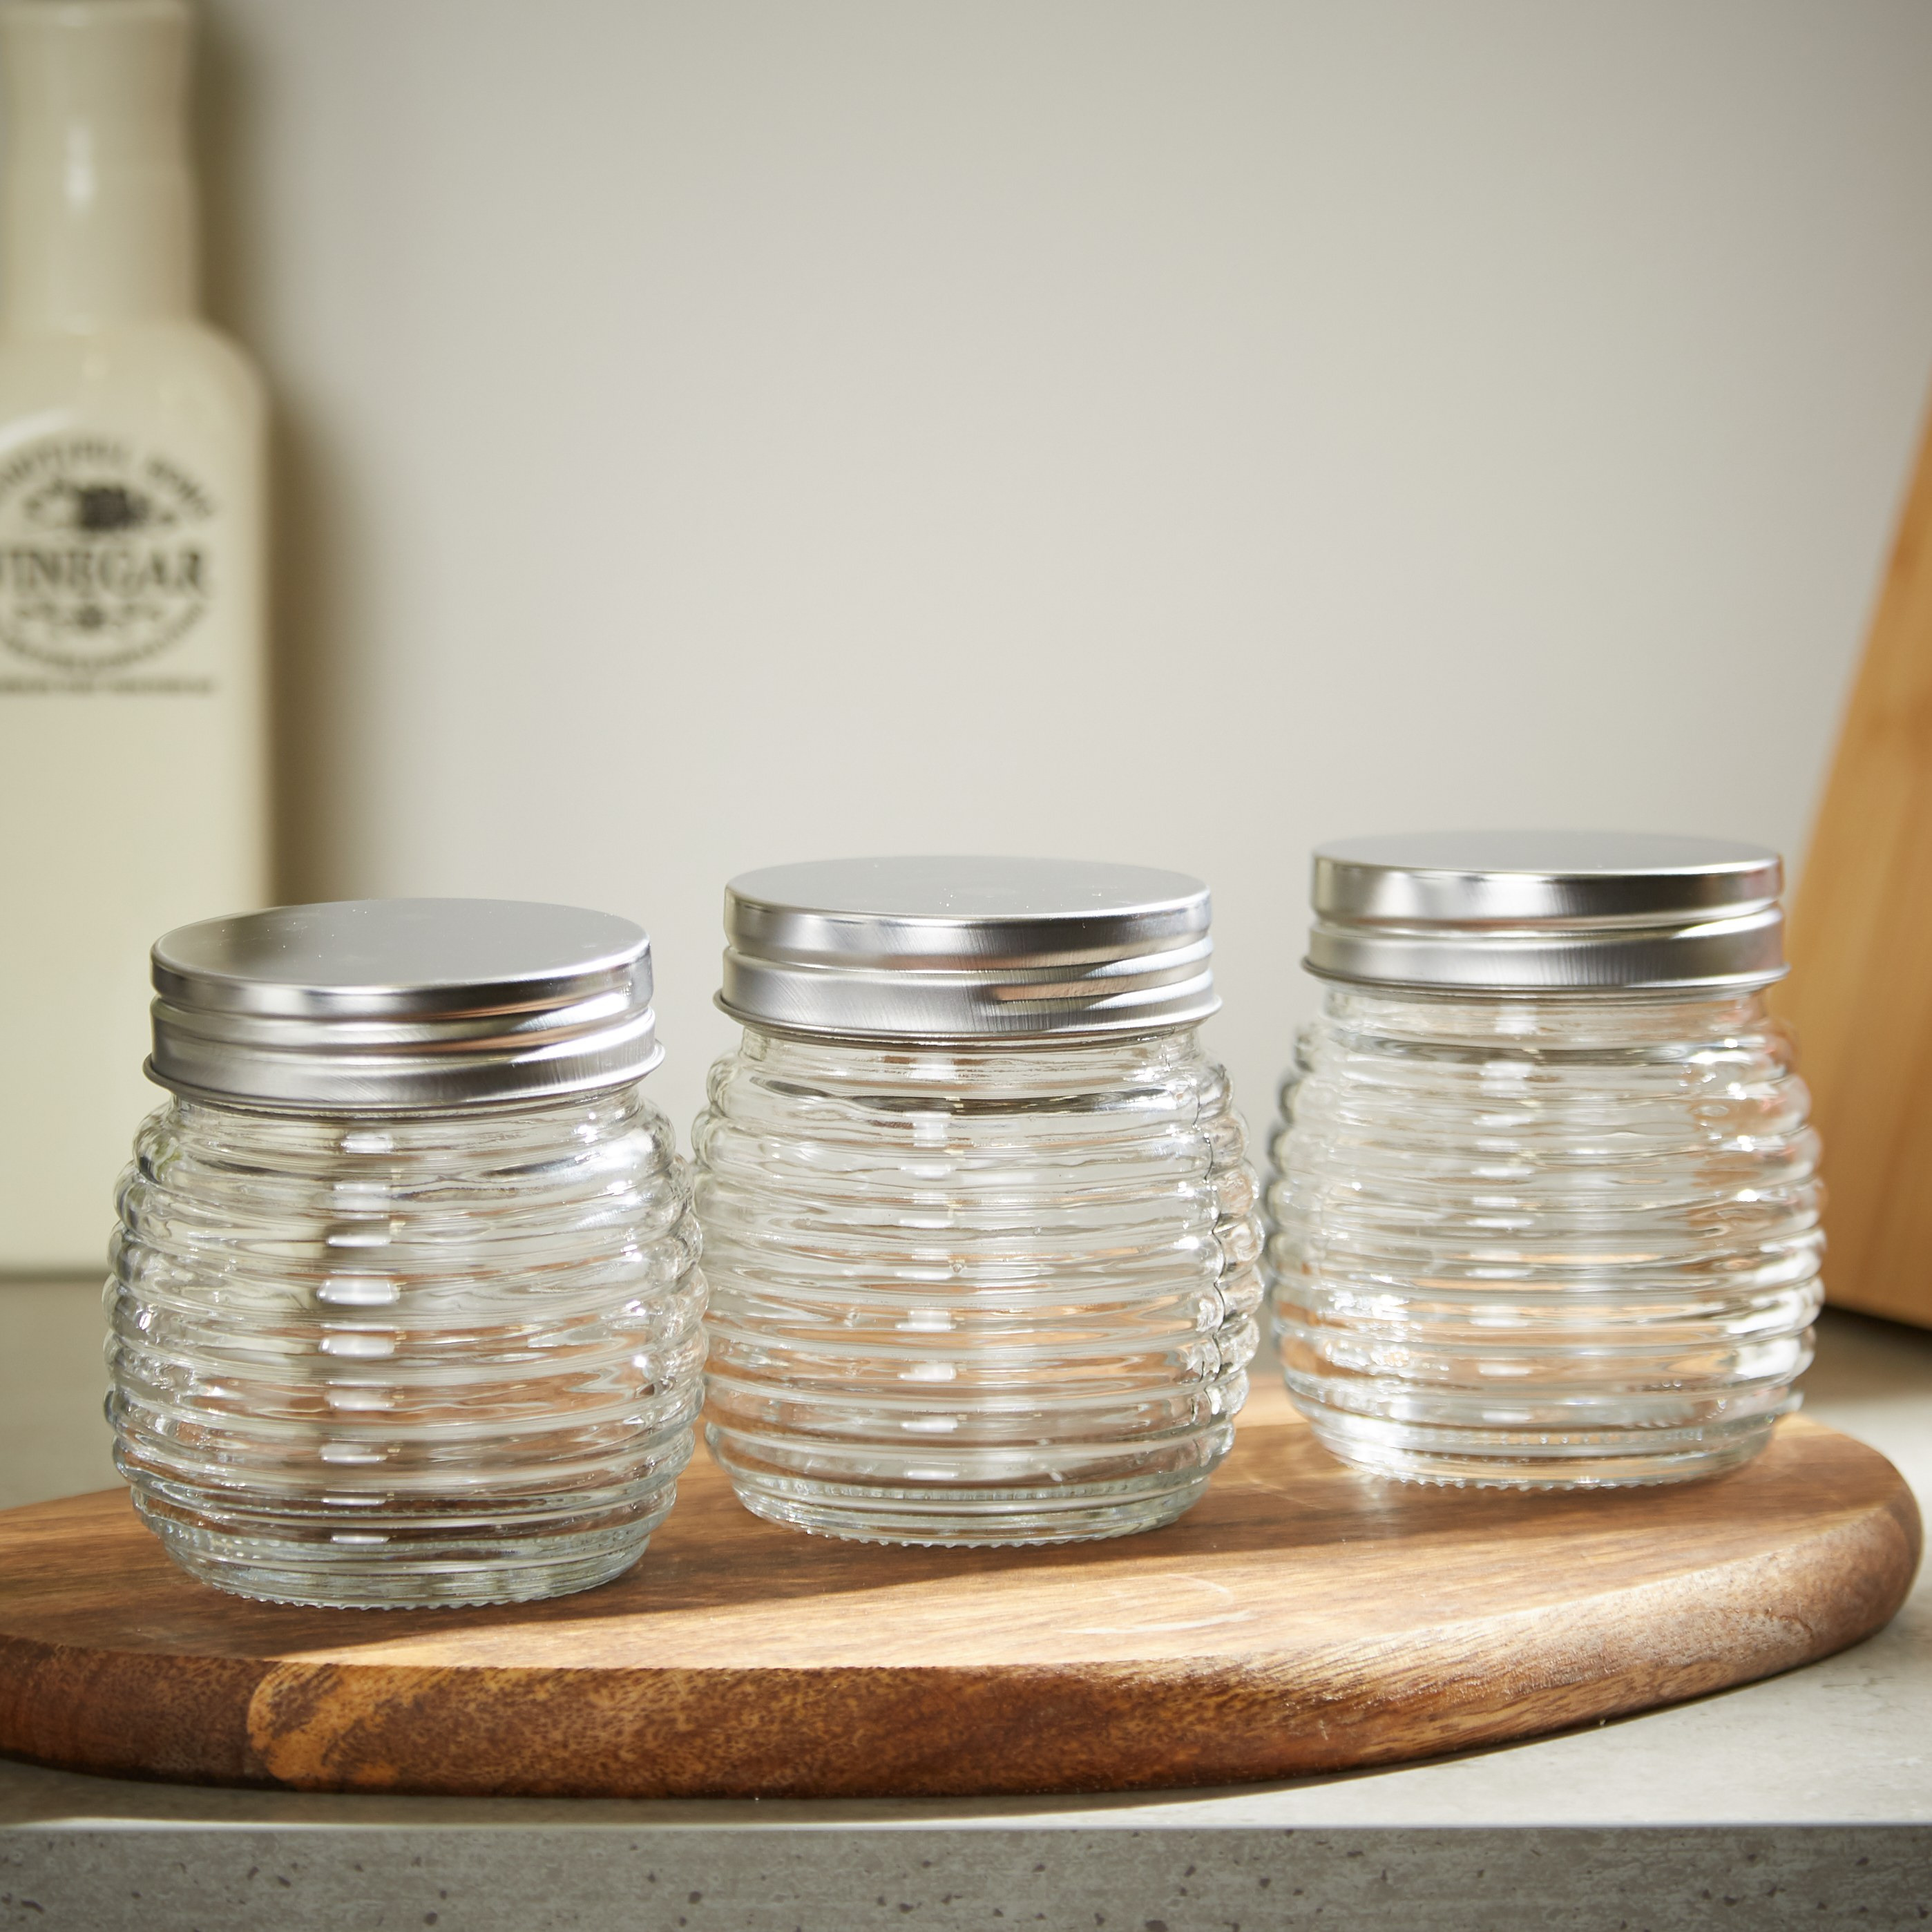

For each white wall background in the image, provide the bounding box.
[198,0,1932,1139]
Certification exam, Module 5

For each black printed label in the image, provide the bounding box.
[0,434,216,687]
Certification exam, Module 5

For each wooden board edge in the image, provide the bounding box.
[0,1636,278,1787]
[245,1486,1920,1799]
[0,1471,1906,1802]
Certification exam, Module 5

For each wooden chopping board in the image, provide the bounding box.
[1777,394,1932,1328]
[0,1385,1917,1801]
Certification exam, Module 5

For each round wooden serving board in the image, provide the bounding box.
[0,1388,1917,1800]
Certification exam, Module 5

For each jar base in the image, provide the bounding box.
[709,1446,1213,1547]
[133,1497,664,1610]
[1294,1401,1780,1490]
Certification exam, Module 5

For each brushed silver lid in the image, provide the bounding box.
[719,855,1218,1040]
[149,899,661,1111]
[1305,831,1786,992]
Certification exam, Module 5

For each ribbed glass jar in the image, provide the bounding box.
[108,1083,705,1607]
[108,895,702,1609]
[694,1026,1262,1545]
[1266,986,1824,1487]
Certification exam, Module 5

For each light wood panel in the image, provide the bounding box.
[1779,398,1932,1325]
[0,1390,1915,1799]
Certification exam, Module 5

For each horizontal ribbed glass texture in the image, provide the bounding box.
[107,1084,706,1607]
[692,1026,1262,1545]
[1265,987,1823,1488]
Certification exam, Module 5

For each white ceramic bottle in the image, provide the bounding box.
[0,0,267,1270]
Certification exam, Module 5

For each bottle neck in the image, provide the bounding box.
[2,157,195,329]
[0,1,198,332]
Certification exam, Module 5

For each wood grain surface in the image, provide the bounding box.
[0,1386,1917,1800]
[1777,397,1932,1327]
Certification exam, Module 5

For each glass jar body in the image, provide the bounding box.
[106,1082,706,1607]
[692,1026,1262,1546]
[1265,987,1823,1487]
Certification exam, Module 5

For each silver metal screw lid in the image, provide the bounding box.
[718,855,1219,1040]
[149,899,661,1111]
[1305,831,1786,992]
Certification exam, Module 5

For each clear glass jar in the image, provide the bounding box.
[693,856,1261,1546]
[1265,833,1823,1489]
[106,897,706,1607]
[695,1026,1260,1545]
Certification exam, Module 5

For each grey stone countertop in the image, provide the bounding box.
[0,1287,1926,1930]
